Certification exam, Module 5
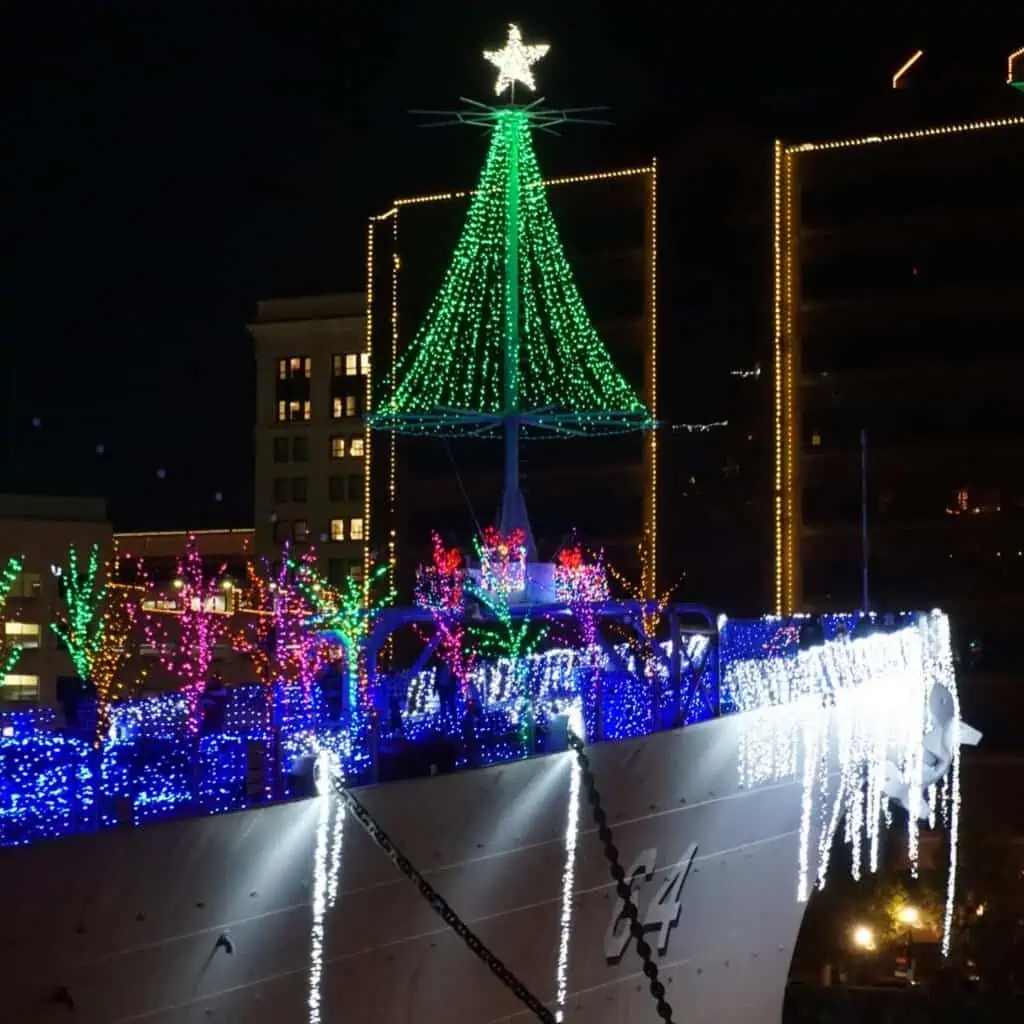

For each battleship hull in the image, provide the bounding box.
[0,703,838,1024]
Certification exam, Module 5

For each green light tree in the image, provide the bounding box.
[298,562,397,713]
[468,531,549,748]
[0,556,26,677]
[50,544,108,682]
[369,24,652,555]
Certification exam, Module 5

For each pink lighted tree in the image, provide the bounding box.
[415,533,475,701]
[141,534,231,733]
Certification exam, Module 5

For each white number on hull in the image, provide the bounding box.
[604,843,698,963]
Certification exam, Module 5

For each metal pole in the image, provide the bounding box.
[860,428,870,613]
[503,115,521,506]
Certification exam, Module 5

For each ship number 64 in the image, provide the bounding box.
[604,844,698,963]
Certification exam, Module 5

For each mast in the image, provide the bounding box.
[497,111,536,558]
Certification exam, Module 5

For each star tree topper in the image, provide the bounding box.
[484,23,550,97]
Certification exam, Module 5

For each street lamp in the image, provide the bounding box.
[898,906,920,928]
[852,924,875,951]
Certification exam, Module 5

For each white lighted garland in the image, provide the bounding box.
[728,612,974,954]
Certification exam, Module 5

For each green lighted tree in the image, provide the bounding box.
[50,544,107,682]
[298,561,396,713]
[467,532,549,747]
[371,104,650,438]
[0,556,26,676]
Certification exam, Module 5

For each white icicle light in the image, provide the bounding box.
[554,706,583,1021]
[730,612,977,956]
[484,23,550,97]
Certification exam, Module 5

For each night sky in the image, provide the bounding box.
[2,5,989,530]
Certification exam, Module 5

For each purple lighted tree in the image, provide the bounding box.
[415,533,476,702]
[140,534,230,733]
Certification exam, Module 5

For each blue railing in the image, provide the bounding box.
[0,612,872,849]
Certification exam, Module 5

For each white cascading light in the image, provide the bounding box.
[729,612,974,954]
[554,703,584,1021]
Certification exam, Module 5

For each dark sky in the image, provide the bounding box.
[1,4,1001,529]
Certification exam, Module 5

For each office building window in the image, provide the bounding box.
[272,519,289,544]
[330,518,345,541]
[332,352,370,376]
[349,517,365,542]
[278,356,312,380]
[333,394,361,419]
[291,477,308,503]
[4,622,40,649]
[327,558,347,587]
[330,436,346,459]
[273,477,290,502]
[10,573,42,598]
[348,474,364,502]
[329,475,346,501]
[292,436,308,462]
[293,519,310,543]
[361,352,370,375]
[2,673,39,703]
[277,399,311,423]
[273,437,289,463]
[349,559,364,581]
[349,437,365,457]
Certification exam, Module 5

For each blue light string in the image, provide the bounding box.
[0,614,904,848]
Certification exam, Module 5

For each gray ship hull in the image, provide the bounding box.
[0,705,838,1024]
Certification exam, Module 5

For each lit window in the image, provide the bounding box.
[330,518,345,541]
[811,432,821,447]
[10,573,41,598]
[2,673,40,703]
[4,622,41,649]
[349,437,365,457]
[360,352,370,375]
[331,354,343,377]
[346,353,359,376]
[330,436,346,459]
[278,356,311,379]
[332,397,342,419]
[278,400,311,423]
[349,518,365,541]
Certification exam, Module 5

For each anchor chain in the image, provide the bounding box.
[567,729,676,1023]
[329,775,556,1024]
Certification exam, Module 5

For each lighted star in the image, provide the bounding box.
[483,23,549,98]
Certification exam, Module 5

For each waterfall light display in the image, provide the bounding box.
[299,560,396,712]
[140,535,231,734]
[0,555,26,677]
[415,534,476,699]
[49,543,108,683]
[728,611,975,956]
[234,547,332,714]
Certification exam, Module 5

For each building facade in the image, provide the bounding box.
[0,494,112,707]
[250,294,369,586]
[367,165,658,595]
[773,81,1024,640]
[111,527,257,691]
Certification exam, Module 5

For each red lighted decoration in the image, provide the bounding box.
[416,533,475,697]
[554,543,609,606]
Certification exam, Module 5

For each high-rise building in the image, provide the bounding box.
[250,294,369,587]
[773,61,1024,641]
[367,164,658,593]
